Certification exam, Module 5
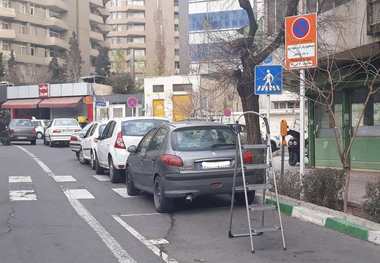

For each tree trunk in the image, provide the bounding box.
[343,165,351,212]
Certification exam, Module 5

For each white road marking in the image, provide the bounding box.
[120,213,161,217]
[93,175,111,182]
[113,215,178,263]
[9,176,32,183]
[17,146,53,176]
[53,175,77,182]
[64,189,95,199]
[112,188,135,198]
[9,190,37,201]
[149,239,169,245]
[63,189,137,263]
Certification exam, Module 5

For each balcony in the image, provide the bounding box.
[89,13,104,24]
[0,7,16,19]
[15,32,69,49]
[107,5,145,12]
[46,36,70,49]
[46,17,69,31]
[98,8,111,17]
[0,29,16,40]
[97,24,112,33]
[90,31,104,42]
[14,13,68,31]
[109,43,146,49]
[15,55,51,66]
[27,0,68,12]
[90,48,100,57]
[107,30,145,37]
[107,17,145,25]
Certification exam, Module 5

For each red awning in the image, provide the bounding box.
[1,99,41,109]
[39,97,82,108]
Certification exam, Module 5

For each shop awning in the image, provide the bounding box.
[39,97,82,108]
[1,99,41,109]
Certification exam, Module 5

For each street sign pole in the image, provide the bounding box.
[300,69,305,190]
[267,94,271,164]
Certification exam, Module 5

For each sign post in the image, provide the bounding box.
[285,13,317,189]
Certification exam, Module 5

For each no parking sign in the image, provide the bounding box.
[285,13,317,69]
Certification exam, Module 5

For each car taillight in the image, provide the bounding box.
[160,154,183,167]
[114,132,126,149]
[74,129,81,132]
[243,151,254,164]
[52,129,61,133]
[70,135,78,141]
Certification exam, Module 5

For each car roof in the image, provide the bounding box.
[114,117,169,122]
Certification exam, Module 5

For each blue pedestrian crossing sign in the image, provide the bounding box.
[254,65,283,95]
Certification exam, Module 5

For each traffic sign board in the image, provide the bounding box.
[285,13,317,69]
[254,65,283,95]
[127,96,138,108]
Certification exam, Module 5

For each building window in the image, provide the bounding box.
[174,24,179,32]
[29,4,35,16]
[173,84,192,92]
[153,85,164,93]
[0,0,10,8]
[174,49,179,56]
[189,10,249,31]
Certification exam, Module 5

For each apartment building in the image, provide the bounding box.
[106,0,188,87]
[0,0,110,83]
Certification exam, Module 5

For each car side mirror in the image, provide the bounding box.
[127,145,137,153]
[79,133,85,139]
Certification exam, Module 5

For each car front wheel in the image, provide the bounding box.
[95,153,104,175]
[126,168,139,196]
[90,151,96,170]
[79,149,86,164]
[36,132,43,139]
[153,176,173,213]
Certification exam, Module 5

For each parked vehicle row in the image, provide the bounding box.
[69,117,265,213]
[44,118,81,146]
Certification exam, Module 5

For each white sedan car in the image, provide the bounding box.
[44,118,81,146]
[77,121,106,169]
[94,117,169,183]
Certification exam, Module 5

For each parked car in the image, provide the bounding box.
[126,121,264,212]
[69,123,93,160]
[94,117,169,183]
[77,122,106,168]
[31,119,50,139]
[44,118,81,147]
[8,119,37,145]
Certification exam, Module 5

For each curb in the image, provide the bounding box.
[265,194,380,246]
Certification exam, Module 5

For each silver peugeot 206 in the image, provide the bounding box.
[126,121,265,212]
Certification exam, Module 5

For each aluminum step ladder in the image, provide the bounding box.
[228,111,286,253]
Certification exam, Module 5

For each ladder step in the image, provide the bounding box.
[235,183,272,191]
[242,144,268,150]
[252,226,280,234]
[249,204,276,212]
[244,164,270,170]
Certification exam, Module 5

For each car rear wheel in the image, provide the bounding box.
[43,136,47,145]
[126,168,139,196]
[109,158,124,183]
[31,139,36,145]
[79,149,86,164]
[153,176,173,213]
[235,191,255,205]
[95,153,104,175]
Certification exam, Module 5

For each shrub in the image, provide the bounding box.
[303,168,345,211]
[272,170,302,200]
[364,180,380,223]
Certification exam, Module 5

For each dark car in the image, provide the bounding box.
[126,121,264,212]
[8,119,37,145]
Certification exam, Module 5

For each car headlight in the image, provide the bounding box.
[293,141,298,145]
[288,141,293,146]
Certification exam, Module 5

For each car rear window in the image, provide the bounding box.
[122,119,167,136]
[172,126,236,151]
[10,119,33,127]
[54,119,78,126]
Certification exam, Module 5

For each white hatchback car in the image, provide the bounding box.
[44,118,81,146]
[78,121,106,169]
[94,117,169,183]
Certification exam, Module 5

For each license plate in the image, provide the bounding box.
[202,161,231,169]
[18,136,27,139]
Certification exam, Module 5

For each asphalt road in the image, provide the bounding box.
[0,141,379,263]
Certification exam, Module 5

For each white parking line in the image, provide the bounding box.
[113,215,178,263]
[120,213,161,217]
[64,189,136,263]
[53,175,77,183]
[112,188,135,198]
[64,189,95,200]
[9,176,32,183]
[93,175,111,182]
[149,239,169,245]
[9,190,37,201]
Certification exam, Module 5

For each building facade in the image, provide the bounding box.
[0,0,109,83]
[106,0,188,87]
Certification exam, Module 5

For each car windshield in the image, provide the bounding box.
[54,119,78,126]
[43,120,50,127]
[122,119,167,136]
[10,119,33,127]
[172,126,236,151]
